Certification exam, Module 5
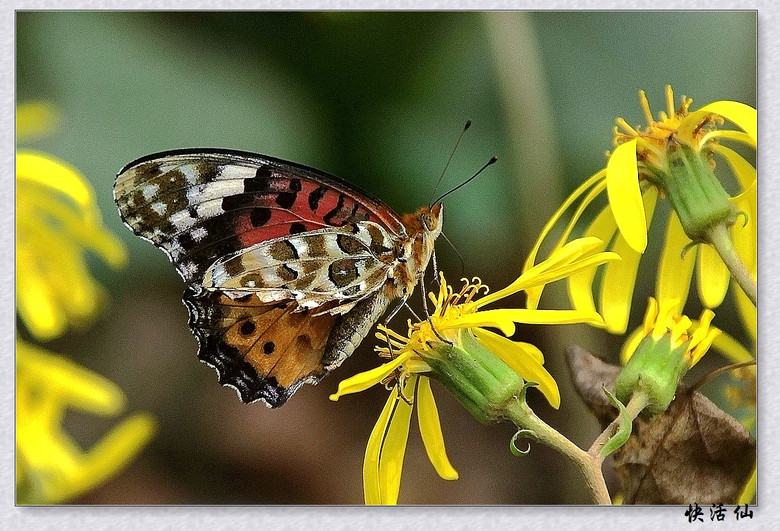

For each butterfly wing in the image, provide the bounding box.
[184,288,393,407]
[115,149,408,407]
[114,148,407,286]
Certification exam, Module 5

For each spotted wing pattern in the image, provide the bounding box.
[203,222,397,311]
[114,149,409,407]
[114,149,407,285]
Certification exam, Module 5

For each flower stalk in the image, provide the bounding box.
[707,223,757,305]
[502,392,612,505]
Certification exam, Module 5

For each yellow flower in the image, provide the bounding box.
[330,237,618,504]
[17,151,127,341]
[526,86,756,334]
[615,297,720,415]
[16,339,157,504]
[16,101,60,140]
[16,103,154,504]
[619,297,720,368]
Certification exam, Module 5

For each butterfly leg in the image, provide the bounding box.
[394,369,414,406]
[381,296,412,359]
[417,278,452,346]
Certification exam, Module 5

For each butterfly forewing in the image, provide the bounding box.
[114,149,406,285]
[115,148,441,407]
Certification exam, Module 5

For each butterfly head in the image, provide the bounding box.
[396,203,443,288]
[420,202,444,236]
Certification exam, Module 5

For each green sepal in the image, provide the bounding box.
[418,328,522,424]
[662,143,737,242]
[615,336,690,416]
[510,429,535,457]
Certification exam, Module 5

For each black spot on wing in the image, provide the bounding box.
[183,288,294,408]
[250,207,272,227]
[308,185,328,212]
[323,194,346,226]
[255,165,274,180]
[289,222,307,234]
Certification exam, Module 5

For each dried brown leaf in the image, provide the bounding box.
[566,346,755,504]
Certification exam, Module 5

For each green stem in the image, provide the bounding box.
[502,397,611,505]
[588,392,649,457]
[706,224,757,306]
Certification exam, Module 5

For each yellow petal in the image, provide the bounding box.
[16,341,127,415]
[656,212,696,315]
[710,329,754,364]
[677,109,713,144]
[17,151,97,217]
[568,205,618,316]
[480,240,618,309]
[16,257,67,341]
[363,389,399,505]
[55,413,157,504]
[473,327,543,364]
[524,170,607,308]
[518,251,620,297]
[702,130,756,149]
[619,327,647,366]
[17,101,59,140]
[606,139,647,252]
[697,243,730,308]
[417,377,458,480]
[329,352,412,400]
[473,329,560,409]
[600,188,658,333]
[443,309,603,336]
[699,101,757,145]
[711,144,756,190]
[690,328,721,366]
[553,179,608,249]
[378,377,415,505]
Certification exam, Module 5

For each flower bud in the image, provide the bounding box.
[615,298,720,415]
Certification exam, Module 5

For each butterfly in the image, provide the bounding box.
[114,148,443,408]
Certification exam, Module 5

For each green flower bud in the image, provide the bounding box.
[615,297,720,416]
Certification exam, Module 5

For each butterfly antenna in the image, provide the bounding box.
[440,230,466,279]
[433,155,498,206]
[429,120,472,208]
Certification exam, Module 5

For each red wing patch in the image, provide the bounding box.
[114,149,406,285]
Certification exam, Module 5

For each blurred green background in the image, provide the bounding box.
[16,11,756,504]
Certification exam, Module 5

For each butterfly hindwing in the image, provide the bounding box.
[114,149,407,285]
[184,287,392,407]
[203,222,396,310]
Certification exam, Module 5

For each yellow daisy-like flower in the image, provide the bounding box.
[526,86,756,334]
[331,237,618,504]
[16,103,154,504]
[619,297,720,368]
[16,101,60,140]
[17,151,127,341]
[615,297,720,415]
[16,339,157,505]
